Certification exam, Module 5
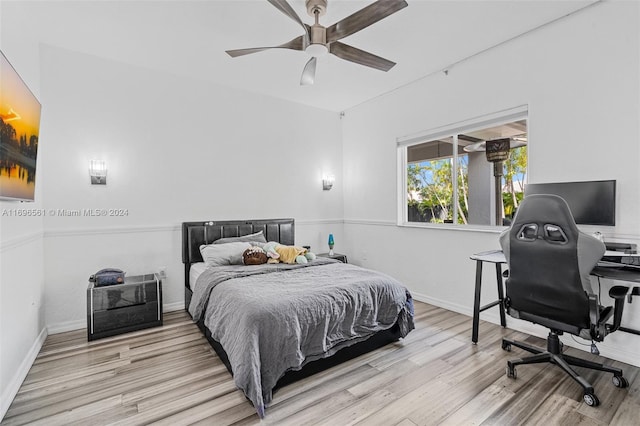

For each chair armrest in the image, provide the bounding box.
[588,294,599,324]
[608,286,629,333]
[609,285,629,299]
[588,294,601,339]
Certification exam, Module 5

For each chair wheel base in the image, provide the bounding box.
[583,393,600,407]
[612,375,629,388]
[506,364,517,379]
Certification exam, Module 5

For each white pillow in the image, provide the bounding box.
[212,230,267,245]
[200,242,251,267]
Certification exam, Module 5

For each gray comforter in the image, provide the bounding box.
[188,258,414,418]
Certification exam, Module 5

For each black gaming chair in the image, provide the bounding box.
[499,194,629,407]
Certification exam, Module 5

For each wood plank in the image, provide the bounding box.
[2,395,123,426]
[18,358,131,392]
[2,305,637,426]
[575,360,639,424]
[255,364,380,424]
[347,359,418,398]
[184,396,259,425]
[6,370,118,418]
[267,356,382,406]
[265,390,358,426]
[522,394,596,425]
[147,391,249,426]
[120,363,228,405]
[609,366,640,425]
[352,377,452,425]
[407,336,467,366]
[6,357,219,421]
[481,366,572,424]
[394,419,418,426]
[111,381,241,425]
[399,354,508,425]
[439,384,515,425]
[312,389,397,426]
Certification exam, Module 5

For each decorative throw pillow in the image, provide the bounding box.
[243,246,268,265]
[213,231,267,245]
[200,242,251,266]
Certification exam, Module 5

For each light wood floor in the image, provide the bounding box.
[2,302,639,425]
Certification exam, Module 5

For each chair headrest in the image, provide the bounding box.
[510,194,579,243]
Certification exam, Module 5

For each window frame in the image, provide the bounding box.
[397,105,529,230]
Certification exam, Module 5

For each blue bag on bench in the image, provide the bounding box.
[89,268,125,287]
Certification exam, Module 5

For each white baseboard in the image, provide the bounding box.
[592,340,640,368]
[164,301,184,312]
[47,319,86,335]
[0,327,48,422]
[411,291,473,317]
[411,291,640,368]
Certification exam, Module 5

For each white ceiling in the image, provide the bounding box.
[6,0,599,112]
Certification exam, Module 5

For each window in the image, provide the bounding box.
[398,107,528,227]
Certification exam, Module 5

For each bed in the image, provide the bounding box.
[182,218,414,418]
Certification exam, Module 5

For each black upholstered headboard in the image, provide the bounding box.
[182,218,295,266]
[181,218,294,312]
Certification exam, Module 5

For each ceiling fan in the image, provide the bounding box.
[225,0,408,85]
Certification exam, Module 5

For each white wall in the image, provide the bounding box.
[0,2,344,418]
[341,0,640,366]
[0,2,48,413]
[38,45,344,329]
[0,232,46,418]
[1,0,638,419]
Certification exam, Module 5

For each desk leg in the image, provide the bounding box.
[472,260,483,344]
[495,263,507,328]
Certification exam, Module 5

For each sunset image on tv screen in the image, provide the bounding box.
[0,51,42,201]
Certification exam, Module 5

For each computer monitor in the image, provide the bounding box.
[524,180,616,226]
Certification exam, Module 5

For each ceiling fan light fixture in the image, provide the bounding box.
[306,43,328,57]
[226,0,408,83]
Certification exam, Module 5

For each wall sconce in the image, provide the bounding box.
[322,174,334,191]
[89,160,107,185]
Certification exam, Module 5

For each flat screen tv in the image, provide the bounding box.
[524,180,616,226]
[0,50,41,201]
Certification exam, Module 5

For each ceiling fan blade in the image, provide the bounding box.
[326,0,408,43]
[329,41,396,72]
[300,57,317,86]
[226,35,305,58]
[267,0,310,43]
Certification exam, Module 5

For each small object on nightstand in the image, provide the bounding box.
[328,234,335,256]
[318,252,348,263]
[87,273,162,341]
[89,268,125,286]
